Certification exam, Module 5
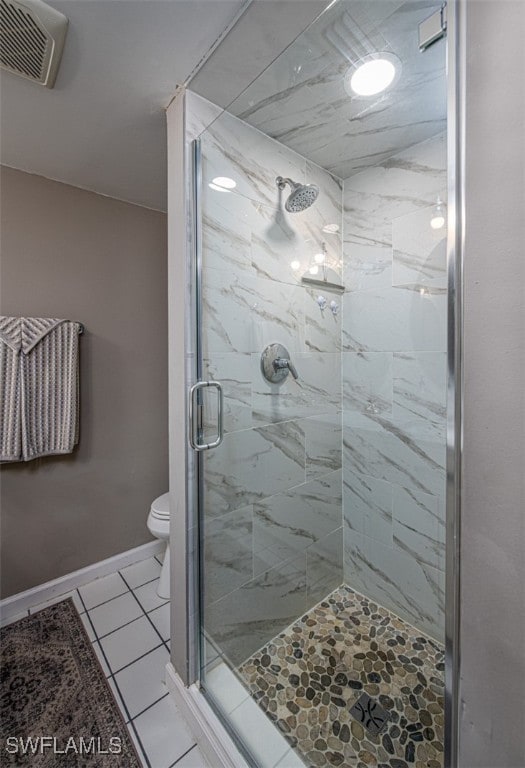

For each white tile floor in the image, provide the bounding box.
[1,555,306,768]
[1,556,209,768]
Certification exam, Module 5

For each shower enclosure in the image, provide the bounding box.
[168,1,459,766]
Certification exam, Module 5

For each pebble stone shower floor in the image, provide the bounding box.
[238,585,445,768]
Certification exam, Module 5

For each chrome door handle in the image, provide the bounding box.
[189,381,224,451]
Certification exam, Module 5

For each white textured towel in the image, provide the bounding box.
[0,317,81,462]
[0,317,23,461]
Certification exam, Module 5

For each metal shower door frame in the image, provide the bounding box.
[444,1,464,765]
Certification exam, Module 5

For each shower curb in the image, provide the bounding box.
[165,662,248,768]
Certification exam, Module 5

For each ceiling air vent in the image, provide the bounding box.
[0,0,68,88]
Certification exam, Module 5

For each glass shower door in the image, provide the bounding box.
[193,103,346,766]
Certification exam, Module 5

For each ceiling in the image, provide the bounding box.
[228,0,446,179]
[0,0,329,211]
[0,0,445,209]
[0,0,246,211]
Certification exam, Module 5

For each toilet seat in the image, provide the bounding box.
[151,492,170,521]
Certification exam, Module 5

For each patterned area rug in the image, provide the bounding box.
[0,599,141,766]
[239,585,444,768]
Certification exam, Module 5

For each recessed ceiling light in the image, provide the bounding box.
[209,176,236,192]
[345,53,401,98]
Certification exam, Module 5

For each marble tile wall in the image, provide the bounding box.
[188,91,447,657]
[341,132,447,641]
[227,0,446,180]
[190,98,344,666]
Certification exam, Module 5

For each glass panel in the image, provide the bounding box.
[194,1,448,765]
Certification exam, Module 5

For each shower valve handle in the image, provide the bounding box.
[261,343,299,384]
[274,357,299,380]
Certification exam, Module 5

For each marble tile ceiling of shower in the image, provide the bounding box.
[228,0,446,179]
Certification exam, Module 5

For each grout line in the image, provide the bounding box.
[122,574,163,591]
[170,743,199,767]
[77,589,152,768]
[109,642,167,676]
[121,573,169,613]
[79,587,129,612]
[147,604,171,650]
[146,598,170,614]
[131,690,170,723]
[128,718,152,768]
[107,678,131,724]
[74,588,85,614]
[94,612,147,641]
[148,601,170,617]
[77,591,117,681]
[92,640,111,675]
[146,601,171,656]
[119,573,169,651]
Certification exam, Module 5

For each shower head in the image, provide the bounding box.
[276,176,319,212]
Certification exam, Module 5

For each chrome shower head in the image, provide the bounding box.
[276,176,319,212]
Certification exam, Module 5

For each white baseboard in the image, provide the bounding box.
[165,663,248,768]
[0,539,164,620]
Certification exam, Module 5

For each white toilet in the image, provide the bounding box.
[147,492,170,600]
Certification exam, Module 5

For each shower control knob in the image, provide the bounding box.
[330,300,339,316]
[317,295,327,310]
[260,343,299,384]
[274,357,299,380]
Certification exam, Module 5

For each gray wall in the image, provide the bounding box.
[0,167,168,598]
[459,1,525,766]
